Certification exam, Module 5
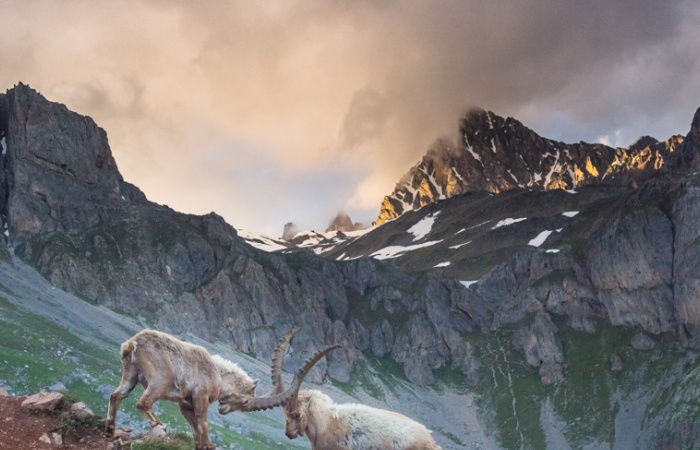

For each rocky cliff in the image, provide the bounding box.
[0,83,486,386]
[375,108,683,224]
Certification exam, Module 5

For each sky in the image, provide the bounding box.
[1,1,699,237]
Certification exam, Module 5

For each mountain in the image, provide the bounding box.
[0,83,483,387]
[3,83,700,448]
[375,108,683,224]
[325,211,364,233]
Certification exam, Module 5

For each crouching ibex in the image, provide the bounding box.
[271,328,443,450]
[106,329,338,450]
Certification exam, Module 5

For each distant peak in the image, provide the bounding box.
[326,211,364,233]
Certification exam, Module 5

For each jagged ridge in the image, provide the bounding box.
[376,108,683,224]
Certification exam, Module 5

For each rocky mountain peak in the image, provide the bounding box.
[0,84,146,244]
[375,108,683,224]
[325,211,363,233]
[666,106,700,174]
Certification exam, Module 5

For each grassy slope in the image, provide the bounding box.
[0,255,499,449]
[466,317,699,449]
[0,262,305,450]
[3,242,699,449]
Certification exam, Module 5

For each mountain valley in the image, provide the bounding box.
[2,83,700,448]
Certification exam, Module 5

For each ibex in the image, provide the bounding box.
[106,329,338,450]
[271,328,443,450]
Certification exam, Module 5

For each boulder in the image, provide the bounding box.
[631,332,656,351]
[21,391,64,412]
[511,312,564,385]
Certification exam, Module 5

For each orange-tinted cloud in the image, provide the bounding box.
[1,1,698,235]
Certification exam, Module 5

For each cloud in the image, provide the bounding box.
[0,0,698,235]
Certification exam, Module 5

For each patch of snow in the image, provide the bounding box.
[565,189,578,194]
[1,137,6,156]
[469,220,492,230]
[452,167,464,182]
[238,230,288,252]
[434,261,451,268]
[465,141,483,166]
[313,245,337,255]
[562,211,579,218]
[543,150,561,187]
[370,240,443,260]
[344,226,374,238]
[292,230,319,240]
[455,228,466,234]
[460,280,479,288]
[408,211,440,241]
[335,252,362,261]
[528,230,553,247]
[492,217,527,229]
[427,171,446,200]
[403,179,418,197]
[490,138,497,153]
[507,169,519,183]
[487,112,494,129]
[546,249,560,253]
[449,241,471,249]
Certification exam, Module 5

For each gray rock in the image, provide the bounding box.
[631,332,656,351]
[611,354,623,372]
[66,401,94,420]
[21,391,64,411]
[586,207,675,334]
[511,312,564,384]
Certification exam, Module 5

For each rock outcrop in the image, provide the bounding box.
[325,211,364,233]
[375,108,683,224]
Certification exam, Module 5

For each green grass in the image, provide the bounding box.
[464,314,699,450]
[130,432,193,450]
[433,364,470,393]
[58,414,106,436]
[470,329,549,450]
[0,295,302,450]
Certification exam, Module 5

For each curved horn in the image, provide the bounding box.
[244,344,341,412]
[288,344,341,403]
[268,326,300,395]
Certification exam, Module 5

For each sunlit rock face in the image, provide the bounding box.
[375,108,683,224]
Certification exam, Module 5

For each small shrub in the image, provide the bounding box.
[130,433,194,450]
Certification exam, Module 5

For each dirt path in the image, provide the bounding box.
[0,395,112,450]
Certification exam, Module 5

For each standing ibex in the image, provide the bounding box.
[271,328,443,450]
[106,329,338,450]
